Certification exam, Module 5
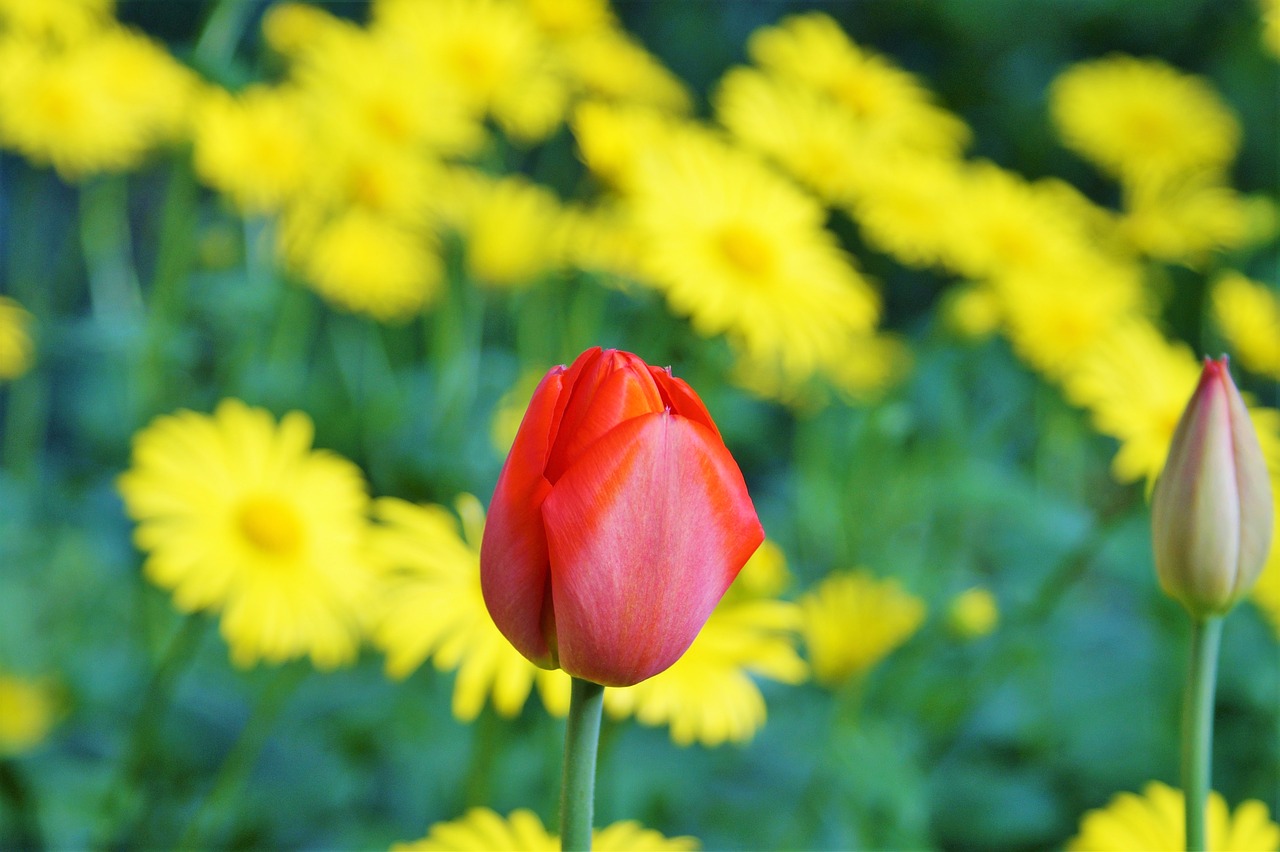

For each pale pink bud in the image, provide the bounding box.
[1151,357,1274,617]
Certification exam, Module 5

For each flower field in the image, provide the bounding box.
[0,0,1278,849]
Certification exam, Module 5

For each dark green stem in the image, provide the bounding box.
[178,664,306,849]
[1182,616,1222,852]
[560,678,604,851]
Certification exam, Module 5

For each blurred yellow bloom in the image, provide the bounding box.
[0,296,35,380]
[1265,0,1280,57]
[281,208,443,322]
[571,100,688,192]
[0,673,58,756]
[490,370,545,454]
[192,85,311,215]
[521,0,614,39]
[558,28,691,112]
[393,807,698,851]
[748,12,969,158]
[0,26,194,179]
[372,0,568,142]
[550,201,647,281]
[1120,171,1251,265]
[1050,55,1240,184]
[942,283,1002,340]
[946,587,999,639]
[368,496,570,721]
[1211,272,1280,379]
[626,130,880,391]
[994,255,1145,379]
[798,569,926,687]
[714,67,864,203]
[1067,781,1280,851]
[1252,512,1280,637]
[732,332,911,409]
[261,1,351,58]
[604,542,807,747]
[844,153,968,269]
[1061,320,1201,486]
[432,170,566,288]
[117,400,376,669]
[0,0,112,43]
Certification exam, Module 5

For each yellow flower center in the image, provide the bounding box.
[237,494,304,556]
[716,223,775,278]
[449,38,504,93]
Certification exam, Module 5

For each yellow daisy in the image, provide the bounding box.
[1060,319,1201,486]
[1067,781,1280,851]
[0,296,35,380]
[371,0,568,142]
[941,283,1002,340]
[946,587,999,640]
[843,153,969,269]
[798,569,926,687]
[747,12,969,158]
[1265,0,1280,57]
[714,66,864,203]
[0,673,59,756]
[1049,55,1240,184]
[393,807,699,851]
[117,400,375,670]
[604,540,808,747]
[279,207,444,322]
[1211,272,1280,379]
[557,27,692,113]
[571,99,689,192]
[1120,171,1251,265]
[625,129,880,390]
[0,0,112,43]
[192,85,312,215]
[368,495,570,721]
[0,26,193,180]
[430,169,566,288]
[521,0,615,39]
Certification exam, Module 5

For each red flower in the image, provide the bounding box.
[480,347,764,687]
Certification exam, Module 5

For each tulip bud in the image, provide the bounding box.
[480,347,764,687]
[1151,357,1274,618]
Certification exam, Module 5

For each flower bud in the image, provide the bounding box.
[1151,357,1274,617]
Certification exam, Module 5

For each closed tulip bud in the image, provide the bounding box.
[1151,357,1274,618]
[480,347,764,687]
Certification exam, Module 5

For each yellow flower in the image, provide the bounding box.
[192,85,312,215]
[1120,171,1251,265]
[0,0,112,43]
[117,400,376,670]
[747,12,969,157]
[571,100,687,192]
[0,673,59,756]
[798,569,926,687]
[946,588,999,639]
[1265,0,1280,57]
[730,332,911,409]
[1212,272,1280,379]
[1050,55,1240,184]
[0,296,35,380]
[1061,320,1201,486]
[371,0,568,142]
[368,496,570,721]
[431,170,566,288]
[0,26,194,179]
[625,130,880,390]
[714,67,864,203]
[1067,781,1280,851]
[280,208,443,322]
[521,0,614,39]
[843,153,968,269]
[393,807,699,851]
[941,283,1002,340]
[557,28,691,113]
[603,540,807,747]
[994,254,1145,379]
[1253,510,1280,637]
[550,201,647,281]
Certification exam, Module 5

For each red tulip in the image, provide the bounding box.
[480,347,764,687]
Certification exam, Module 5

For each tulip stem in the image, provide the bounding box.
[1182,615,1222,852]
[561,677,604,851]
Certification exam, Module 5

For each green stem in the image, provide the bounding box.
[1182,615,1223,852]
[560,677,604,852]
[178,664,307,849]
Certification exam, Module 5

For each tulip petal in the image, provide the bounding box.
[542,411,763,686]
[545,352,664,483]
[481,366,566,668]
[648,365,722,439]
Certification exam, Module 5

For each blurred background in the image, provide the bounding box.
[0,0,1277,849]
